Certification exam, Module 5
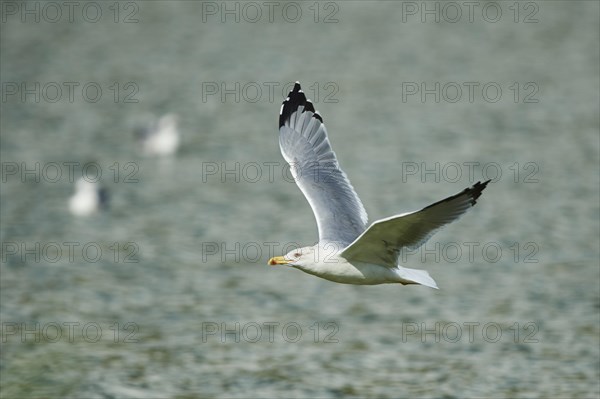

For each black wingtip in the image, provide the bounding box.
[422,179,491,211]
[467,179,491,205]
[279,81,323,128]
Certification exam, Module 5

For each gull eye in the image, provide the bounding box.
[294,252,301,258]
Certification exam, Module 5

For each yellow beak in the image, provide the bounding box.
[268,256,290,266]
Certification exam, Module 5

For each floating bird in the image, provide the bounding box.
[134,113,180,156]
[69,177,108,217]
[268,82,490,288]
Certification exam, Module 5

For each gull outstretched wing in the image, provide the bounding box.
[340,180,490,267]
[279,82,368,245]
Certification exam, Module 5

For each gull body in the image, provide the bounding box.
[135,113,180,156]
[69,178,108,217]
[268,82,490,289]
[272,244,437,287]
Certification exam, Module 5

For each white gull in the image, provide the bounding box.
[268,82,490,289]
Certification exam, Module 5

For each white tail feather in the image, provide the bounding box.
[395,267,439,289]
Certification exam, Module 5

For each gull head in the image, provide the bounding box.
[268,246,319,267]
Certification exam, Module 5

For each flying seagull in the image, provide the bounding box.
[268,82,490,289]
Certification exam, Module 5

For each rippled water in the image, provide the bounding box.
[1,2,599,398]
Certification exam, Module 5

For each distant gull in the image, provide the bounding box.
[268,82,490,289]
[69,177,108,217]
[134,113,180,156]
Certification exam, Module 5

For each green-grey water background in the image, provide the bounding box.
[1,1,599,398]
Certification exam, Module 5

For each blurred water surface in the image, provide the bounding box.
[1,1,599,398]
